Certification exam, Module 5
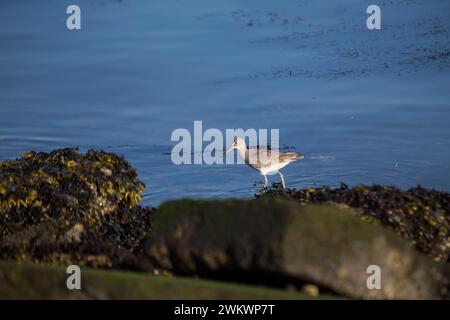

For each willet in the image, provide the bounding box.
[226,138,304,188]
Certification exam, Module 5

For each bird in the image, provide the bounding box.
[226,137,304,188]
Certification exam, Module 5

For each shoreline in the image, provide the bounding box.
[1,149,449,299]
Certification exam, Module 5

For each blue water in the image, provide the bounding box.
[1,0,449,205]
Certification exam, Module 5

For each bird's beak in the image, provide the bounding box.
[225,144,234,153]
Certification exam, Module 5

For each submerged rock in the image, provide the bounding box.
[144,199,449,299]
[0,148,154,270]
[260,184,450,263]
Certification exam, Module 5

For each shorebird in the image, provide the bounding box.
[226,138,304,189]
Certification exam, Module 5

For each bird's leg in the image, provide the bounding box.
[278,171,286,189]
[263,175,268,189]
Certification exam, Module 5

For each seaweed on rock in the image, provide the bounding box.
[0,148,154,270]
[261,184,450,262]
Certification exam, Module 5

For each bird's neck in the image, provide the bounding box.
[236,146,248,162]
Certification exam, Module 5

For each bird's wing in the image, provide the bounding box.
[248,146,271,151]
[279,152,304,162]
[247,147,280,167]
[246,148,262,168]
[247,148,303,168]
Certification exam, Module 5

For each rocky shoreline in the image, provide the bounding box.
[261,184,450,262]
[1,148,449,299]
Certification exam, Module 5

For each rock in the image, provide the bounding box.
[0,148,154,270]
[261,184,450,262]
[144,198,449,299]
[2,148,449,299]
[0,261,330,300]
[64,223,84,243]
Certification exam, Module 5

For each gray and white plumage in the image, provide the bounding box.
[226,138,304,188]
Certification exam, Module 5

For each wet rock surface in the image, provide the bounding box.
[0,148,154,270]
[144,198,449,299]
[261,184,450,262]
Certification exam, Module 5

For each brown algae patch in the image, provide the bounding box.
[261,184,450,263]
[0,148,153,269]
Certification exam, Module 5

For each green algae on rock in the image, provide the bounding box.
[260,184,450,263]
[0,148,154,270]
[144,198,449,299]
[0,261,334,300]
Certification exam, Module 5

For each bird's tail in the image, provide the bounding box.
[283,152,304,162]
[294,152,304,160]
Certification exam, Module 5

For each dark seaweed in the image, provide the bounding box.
[0,148,154,270]
[260,183,450,262]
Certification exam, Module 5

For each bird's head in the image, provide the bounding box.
[226,137,246,153]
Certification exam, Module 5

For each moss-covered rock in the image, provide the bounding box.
[144,199,449,299]
[260,184,450,262]
[0,261,332,300]
[0,148,154,270]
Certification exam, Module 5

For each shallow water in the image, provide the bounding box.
[1,0,449,205]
